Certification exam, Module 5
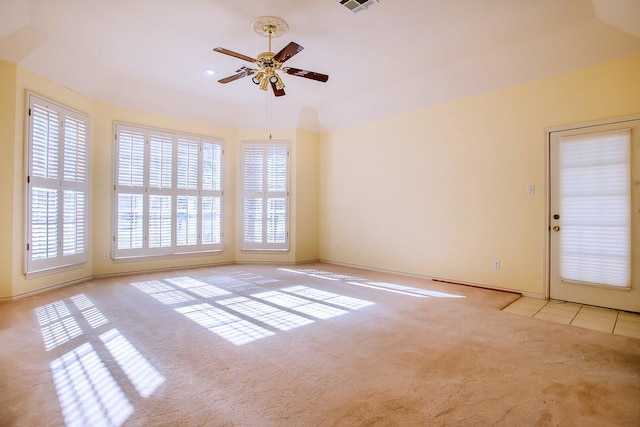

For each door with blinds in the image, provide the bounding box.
[549,116,640,312]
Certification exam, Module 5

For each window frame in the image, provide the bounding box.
[24,92,90,276]
[240,140,290,252]
[113,123,224,259]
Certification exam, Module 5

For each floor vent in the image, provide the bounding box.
[337,0,380,13]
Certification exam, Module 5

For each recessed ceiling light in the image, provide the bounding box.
[204,68,216,76]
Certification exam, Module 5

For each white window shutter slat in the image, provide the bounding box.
[266,198,287,244]
[202,143,221,191]
[243,198,263,244]
[117,129,145,187]
[267,146,287,192]
[149,195,172,248]
[117,193,144,250]
[177,139,198,190]
[31,104,59,180]
[176,195,198,246]
[149,135,172,189]
[30,187,58,260]
[63,117,87,183]
[63,190,85,256]
[243,146,264,192]
[201,196,221,244]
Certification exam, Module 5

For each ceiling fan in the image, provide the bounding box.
[213,16,329,97]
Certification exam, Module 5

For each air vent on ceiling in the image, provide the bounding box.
[338,0,379,13]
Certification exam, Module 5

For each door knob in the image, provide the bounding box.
[553,225,560,232]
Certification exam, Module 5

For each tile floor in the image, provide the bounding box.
[502,297,640,339]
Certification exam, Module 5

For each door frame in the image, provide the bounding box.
[544,113,640,302]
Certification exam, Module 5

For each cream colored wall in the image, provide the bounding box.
[2,64,318,299]
[0,61,17,298]
[7,54,637,299]
[319,54,640,295]
[294,129,319,263]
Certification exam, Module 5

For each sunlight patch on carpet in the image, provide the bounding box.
[252,291,348,319]
[165,276,232,298]
[176,303,275,345]
[282,286,375,310]
[217,296,314,331]
[50,342,133,427]
[279,267,365,281]
[132,280,197,305]
[100,328,165,398]
[131,275,376,346]
[36,300,83,351]
[71,294,109,329]
[347,281,465,298]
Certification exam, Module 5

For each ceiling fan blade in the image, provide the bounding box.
[213,47,257,63]
[283,67,329,83]
[218,68,255,84]
[273,42,304,64]
[270,81,286,97]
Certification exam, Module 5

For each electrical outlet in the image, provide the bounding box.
[493,259,501,269]
[103,251,109,260]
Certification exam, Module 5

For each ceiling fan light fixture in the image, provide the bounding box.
[259,77,269,91]
[252,71,264,84]
[275,77,285,90]
[269,75,279,84]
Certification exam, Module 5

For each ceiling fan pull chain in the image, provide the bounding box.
[266,88,273,140]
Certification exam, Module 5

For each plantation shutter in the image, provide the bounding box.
[241,142,289,251]
[558,130,631,287]
[26,94,89,274]
[30,103,60,264]
[113,124,224,258]
[148,133,173,251]
[62,117,87,257]
[201,143,222,245]
[176,139,199,246]
[116,127,146,254]
[266,146,288,245]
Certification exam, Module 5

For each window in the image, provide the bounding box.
[114,124,223,258]
[25,93,89,274]
[558,130,631,287]
[240,141,289,251]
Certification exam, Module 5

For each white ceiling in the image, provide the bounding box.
[1,0,639,131]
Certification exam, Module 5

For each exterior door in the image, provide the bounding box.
[549,116,640,313]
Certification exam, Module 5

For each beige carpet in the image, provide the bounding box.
[1,263,639,426]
